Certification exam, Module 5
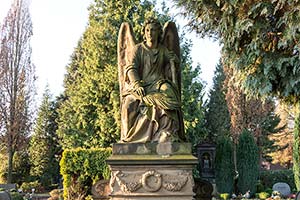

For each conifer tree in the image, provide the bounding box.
[215,135,234,194]
[237,129,259,194]
[173,0,300,103]
[29,88,61,187]
[205,62,230,140]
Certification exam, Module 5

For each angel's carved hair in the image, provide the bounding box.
[142,17,163,42]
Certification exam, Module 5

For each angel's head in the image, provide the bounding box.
[142,18,163,43]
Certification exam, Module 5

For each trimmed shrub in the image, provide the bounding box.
[215,135,234,194]
[259,170,296,191]
[237,129,259,194]
[60,148,111,200]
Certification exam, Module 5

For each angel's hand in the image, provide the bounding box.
[132,81,145,97]
[135,86,145,97]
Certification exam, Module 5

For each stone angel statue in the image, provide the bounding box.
[118,18,185,143]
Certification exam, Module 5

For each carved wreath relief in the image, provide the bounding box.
[110,170,190,193]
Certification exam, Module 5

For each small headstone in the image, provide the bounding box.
[272,182,291,197]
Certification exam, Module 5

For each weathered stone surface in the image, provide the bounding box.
[272,182,291,197]
[118,19,185,143]
[92,180,111,200]
[112,142,192,155]
[107,142,197,200]
[108,166,195,200]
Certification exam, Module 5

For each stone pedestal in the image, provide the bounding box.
[106,142,198,200]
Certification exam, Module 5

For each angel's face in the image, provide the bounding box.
[145,23,159,45]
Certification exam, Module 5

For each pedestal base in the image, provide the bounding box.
[106,142,198,200]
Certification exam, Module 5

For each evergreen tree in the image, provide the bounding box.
[236,129,259,195]
[205,61,230,140]
[258,112,283,163]
[29,88,61,187]
[173,0,300,103]
[12,150,30,184]
[215,135,234,194]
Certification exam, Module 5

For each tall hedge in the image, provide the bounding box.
[215,135,234,194]
[237,130,259,194]
[60,148,112,200]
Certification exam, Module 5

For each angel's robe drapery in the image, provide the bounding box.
[120,42,181,143]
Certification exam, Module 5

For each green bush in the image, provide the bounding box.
[20,180,43,193]
[258,192,270,200]
[265,188,273,195]
[10,192,23,200]
[60,148,112,200]
[259,170,296,191]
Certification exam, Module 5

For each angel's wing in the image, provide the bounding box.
[162,22,186,140]
[161,21,181,93]
[118,22,137,101]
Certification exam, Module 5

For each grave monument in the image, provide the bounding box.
[106,18,198,200]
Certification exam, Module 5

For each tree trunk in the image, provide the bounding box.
[7,147,14,183]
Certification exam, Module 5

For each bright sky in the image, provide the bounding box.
[0,0,221,103]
